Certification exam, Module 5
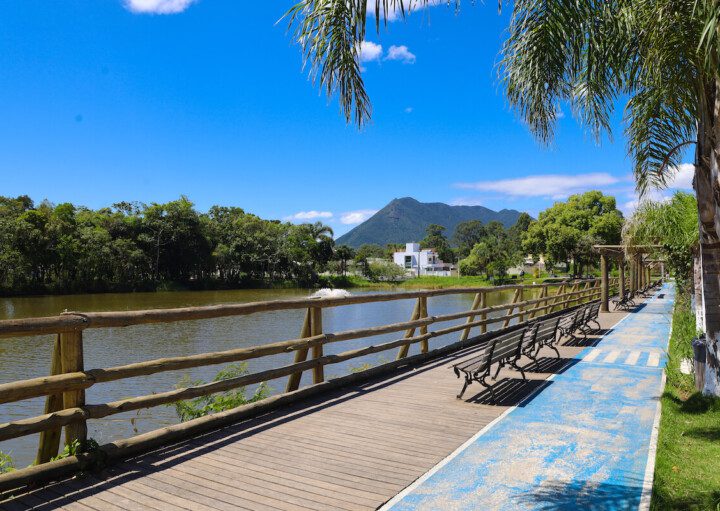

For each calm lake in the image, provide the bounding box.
[0,286,530,467]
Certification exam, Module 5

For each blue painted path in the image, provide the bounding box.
[384,284,674,511]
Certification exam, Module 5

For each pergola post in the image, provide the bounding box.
[641,257,647,288]
[600,253,609,312]
[619,259,626,299]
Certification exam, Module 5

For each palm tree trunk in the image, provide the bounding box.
[694,81,720,396]
[694,249,705,331]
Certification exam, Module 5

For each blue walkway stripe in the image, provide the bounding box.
[383,284,674,511]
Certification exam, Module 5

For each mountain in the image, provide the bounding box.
[336,197,526,247]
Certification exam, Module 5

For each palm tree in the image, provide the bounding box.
[284,0,720,394]
[623,192,700,325]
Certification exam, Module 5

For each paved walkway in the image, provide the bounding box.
[383,284,673,511]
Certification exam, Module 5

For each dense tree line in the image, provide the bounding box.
[0,196,335,295]
[522,191,623,275]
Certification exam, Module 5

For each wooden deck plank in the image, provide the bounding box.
[174,452,383,508]
[159,457,370,511]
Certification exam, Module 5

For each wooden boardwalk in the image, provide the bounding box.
[4,308,630,511]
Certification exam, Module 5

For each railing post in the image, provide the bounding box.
[551,283,565,313]
[503,288,522,327]
[460,292,483,341]
[569,282,580,307]
[531,286,547,319]
[600,254,609,312]
[59,329,87,448]
[286,308,312,392]
[397,298,421,359]
[517,287,525,323]
[310,307,324,384]
[419,297,429,353]
[36,335,63,464]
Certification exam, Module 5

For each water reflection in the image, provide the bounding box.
[0,286,531,466]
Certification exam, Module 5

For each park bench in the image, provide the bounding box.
[612,291,635,310]
[529,315,563,359]
[453,327,527,400]
[453,303,596,400]
[558,307,584,341]
[577,301,601,335]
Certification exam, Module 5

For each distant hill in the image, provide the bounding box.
[336,197,525,247]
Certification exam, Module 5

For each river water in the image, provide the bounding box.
[0,286,528,467]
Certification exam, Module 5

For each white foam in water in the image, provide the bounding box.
[310,288,352,299]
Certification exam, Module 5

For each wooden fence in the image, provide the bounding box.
[0,278,614,495]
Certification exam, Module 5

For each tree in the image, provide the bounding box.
[507,212,533,250]
[353,243,386,277]
[623,192,699,313]
[421,224,453,263]
[334,245,355,276]
[522,192,623,275]
[284,0,720,394]
[459,233,521,283]
[454,220,487,259]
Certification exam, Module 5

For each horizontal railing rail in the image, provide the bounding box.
[0,281,606,338]
[0,277,614,496]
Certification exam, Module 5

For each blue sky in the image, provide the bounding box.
[0,0,693,236]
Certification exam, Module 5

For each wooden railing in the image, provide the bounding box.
[0,278,613,495]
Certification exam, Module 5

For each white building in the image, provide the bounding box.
[393,243,453,277]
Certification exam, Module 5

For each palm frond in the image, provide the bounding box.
[625,0,700,194]
[284,0,461,127]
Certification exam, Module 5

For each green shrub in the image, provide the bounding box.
[664,293,697,395]
[172,363,270,422]
[50,438,101,462]
[349,363,372,373]
[0,451,14,473]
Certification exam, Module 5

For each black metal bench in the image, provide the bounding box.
[612,291,635,310]
[526,315,563,360]
[453,327,527,400]
[558,307,584,341]
[577,301,601,335]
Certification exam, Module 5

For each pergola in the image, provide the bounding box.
[593,245,665,312]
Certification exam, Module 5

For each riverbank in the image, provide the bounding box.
[1,274,575,298]
[652,289,720,509]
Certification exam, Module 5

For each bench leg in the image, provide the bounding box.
[547,341,561,358]
[457,376,471,399]
[493,362,504,380]
[511,359,527,380]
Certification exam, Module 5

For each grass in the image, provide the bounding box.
[652,291,720,510]
[342,274,552,290]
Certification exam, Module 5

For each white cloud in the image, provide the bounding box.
[285,211,333,222]
[666,162,694,190]
[385,45,416,64]
[454,173,620,198]
[621,190,672,216]
[368,0,445,21]
[124,0,196,14]
[404,107,413,113]
[340,209,378,225]
[449,198,483,206]
[359,41,383,62]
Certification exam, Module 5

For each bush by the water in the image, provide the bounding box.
[172,363,270,422]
